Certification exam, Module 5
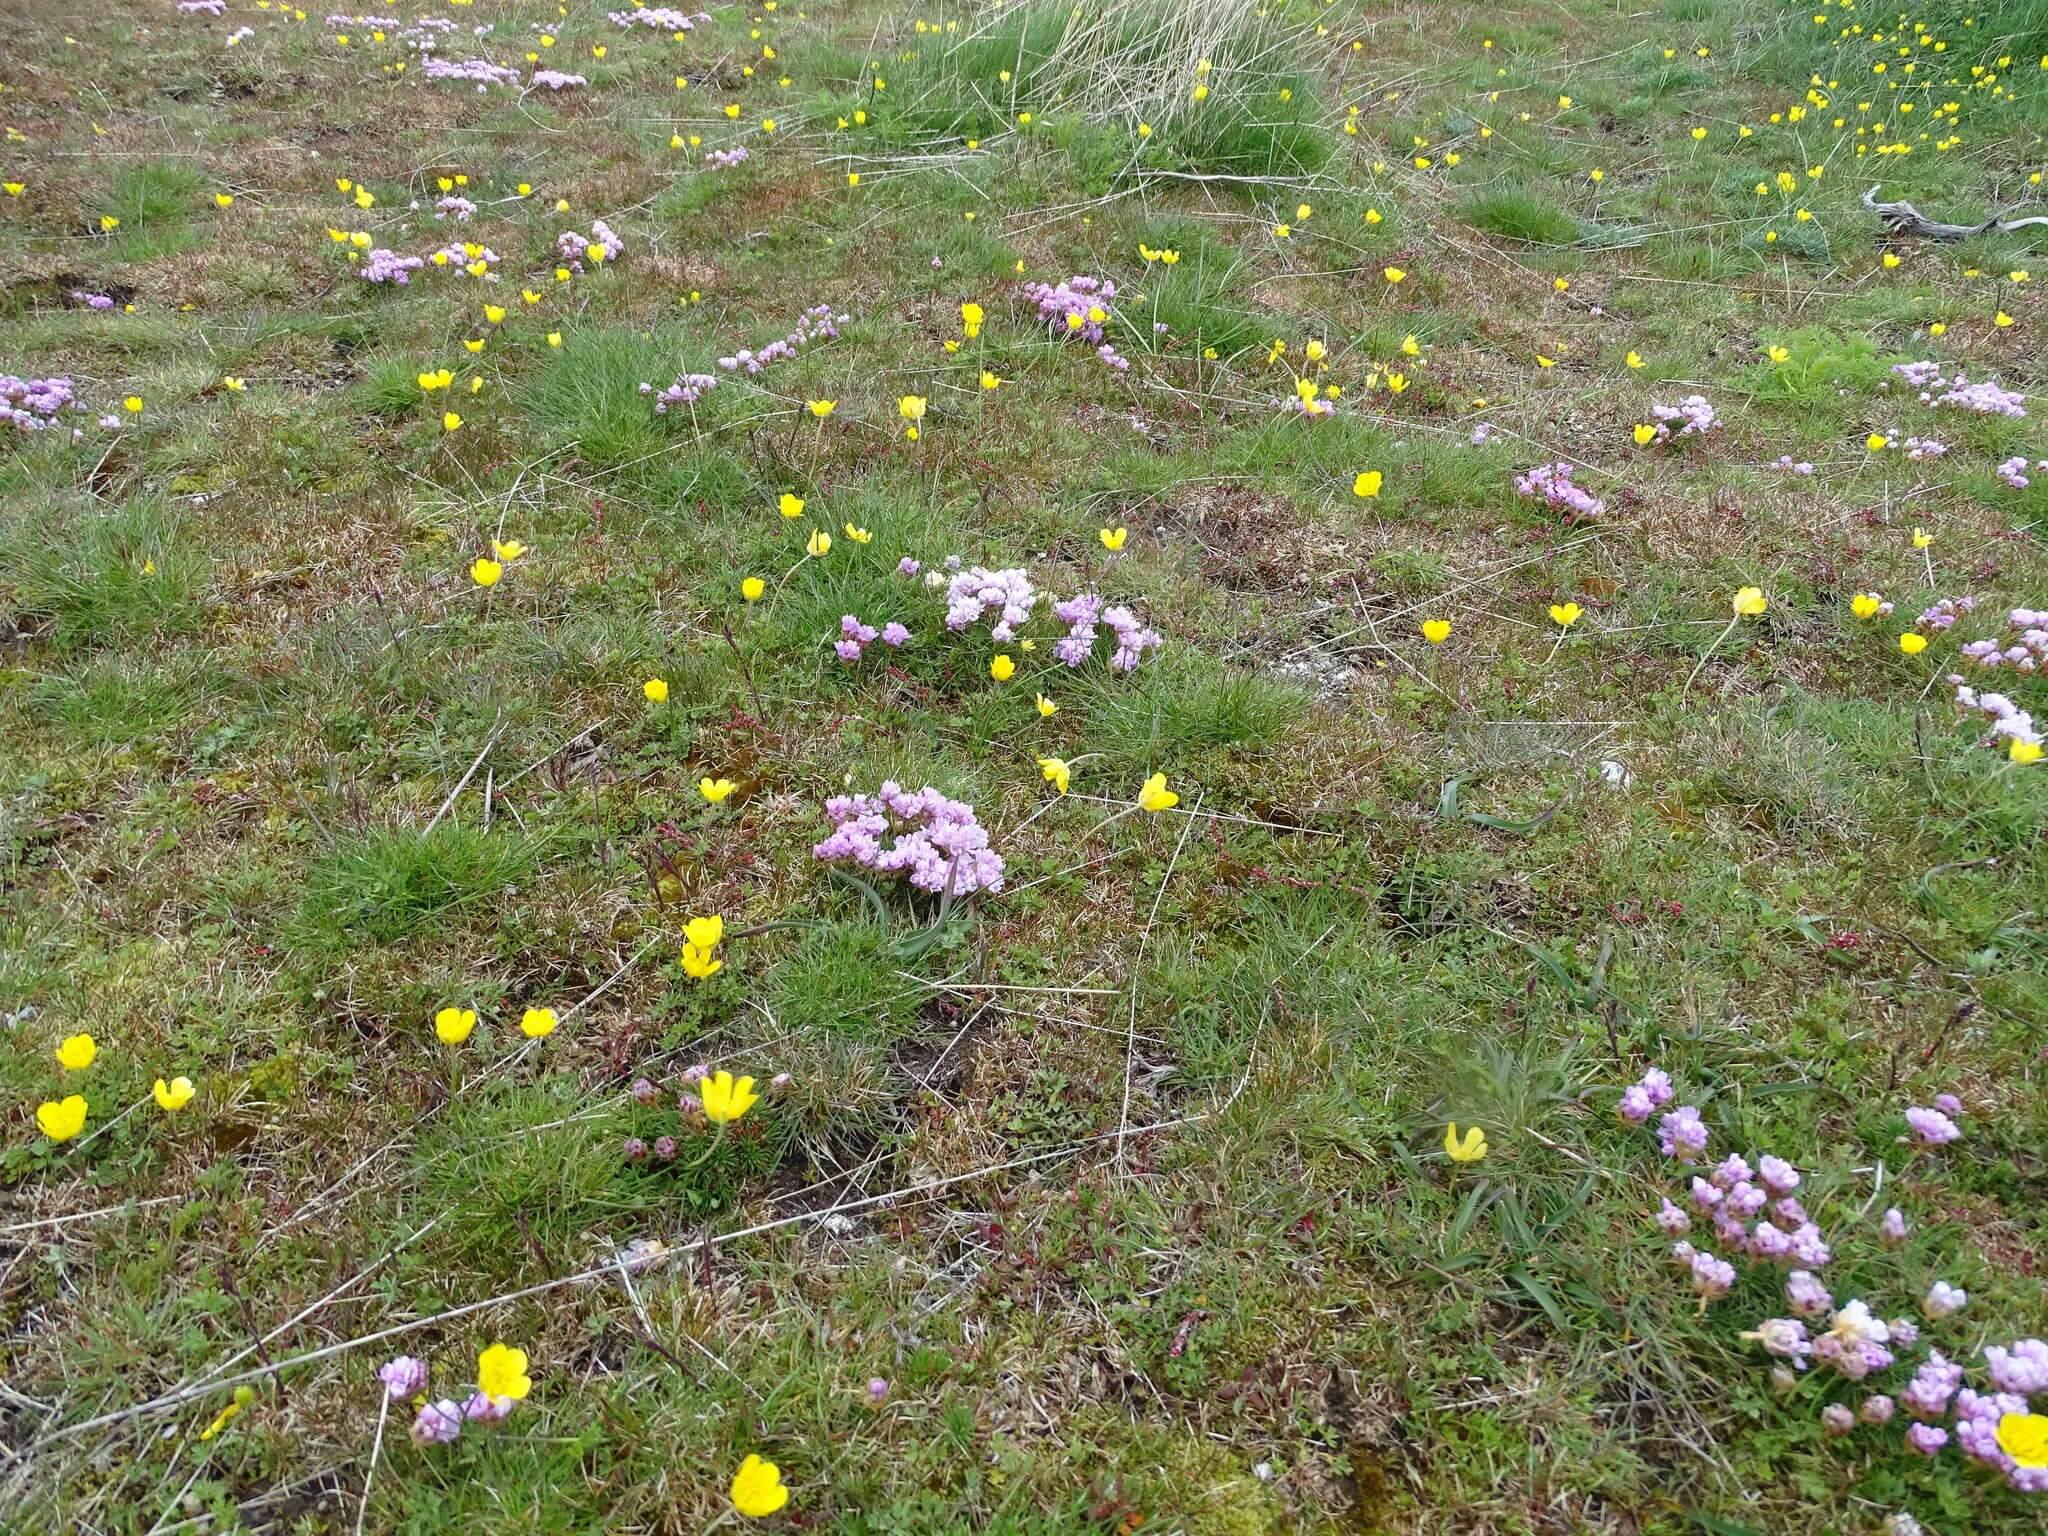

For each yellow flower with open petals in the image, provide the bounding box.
[808,400,836,417]
[980,370,1003,390]
[1353,471,1383,498]
[1633,424,1657,445]
[1996,1413,2048,1468]
[1549,602,1583,627]
[644,678,669,702]
[434,1008,477,1045]
[1138,772,1178,811]
[730,1453,789,1517]
[36,1095,88,1141]
[1851,593,1885,619]
[519,1007,557,1038]
[470,557,501,587]
[1912,527,1934,548]
[806,529,831,557]
[476,1344,532,1401]
[778,492,805,519]
[990,654,1016,681]
[491,540,528,561]
[1444,1122,1488,1162]
[1100,527,1128,550]
[1038,756,1071,793]
[701,1070,760,1123]
[1625,351,1643,369]
[699,777,736,803]
[1035,694,1057,717]
[960,301,983,337]
[1731,586,1767,617]
[1899,632,1928,655]
[1383,267,1406,284]
[56,1033,97,1071]
[742,577,765,601]
[443,412,463,432]
[685,915,723,950]
[681,944,722,979]
[899,395,926,423]
[153,1076,196,1110]
[1422,619,1451,643]
[1867,434,1889,452]
[2010,739,2044,765]
[843,523,872,544]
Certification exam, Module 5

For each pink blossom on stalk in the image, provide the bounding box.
[1820,1403,1855,1435]
[411,1399,465,1444]
[1740,1317,1813,1369]
[1786,1271,1833,1317]
[1655,1197,1691,1235]
[1904,1422,1949,1454]
[1900,1353,1963,1419]
[378,1356,428,1401]
[1657,1105,1709,1161]
[1903,1106,1960,1146]
[1985,1339,2048,1394]
[1878,1207,1907,1246]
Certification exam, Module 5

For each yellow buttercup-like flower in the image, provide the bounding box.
[1138,772,1178,811]
[153,1076,197,1110]
[806,529,831,557]
[681,944,722,979]
[1422,619,1451,644]
[1353,470,1383,498]
[56,1033,97,1071]
[519,1007,557,1038]
[699,777,737,803]
[1731,586,1768,617]
[843,523,872,544]
[1549,602,1583,628]
[470,557,501,587]
[701,1070,760,1123]
[434,1007,477,1044]
[730,1454,790,1517]
[685,915,723,950]
[1851,593,1885,619]
[491,540,528,562]
[1995,1412,2048,1469]
[990,654,1016,681]
[1383,267,1405,284]
[1912,527,1935,548]
[808,400,836,417]
[1633,424,1657,445]
[1444,1122,1488,1162]
[1100,527,1128,550]
[476,1343,532,1401]
[37,1095,88,1141]
[1898,632,1928,655]
[742,577,766,601]
[1035,694,1057,717]
[778,492,805,519]
[644,678,669,702]
[2010,739,2044,766]
[1037,756,1071,793]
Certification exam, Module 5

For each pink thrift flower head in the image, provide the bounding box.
[1905,1422,1949,1455]
[1786,1271,1833,1318]
[378,1355,428,1401]
[1657,1104,1709,1161]
[410,1399,465,1444]
[1900,1352,1964,1420]
[463,1389,515,1424]
[1740,1317,1813,1368]
[1878,1207,1908,1246]
[1655,1197,1691,1235]
[1985,1339,2048,1394]
[1756,1155,1801,1196]
[1820,1403,1856,1435]
[1859,1395,1895,1426]
[1903,1106,1960,1146]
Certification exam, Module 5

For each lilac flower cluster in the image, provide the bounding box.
[1616,1066,1674,1123]
[422,56,521,89]
[555,217,623,271]
[1956,608,2048,674]
[1903,1104,1963,1146]
[70,290,116,309]
[1513,461,1605,519]
[833,614,910,661]
[357,249,425,283]
[609,6,707,29]
[1050,594,1161,670]
[1771,454,1817,475]
[427,242,497,275]
[3,374,86,433]
[1950,683,2043,754]
[1914,596,1975,632]
[945,566,1037,641]
[1470,423,1496,446]
[705,146,750,169]
[813,782,1005,896]
[1671,1243,1737,1300]
[1902,435,1948,461]
[433,195,477,220]
[645,373,718,412]
[180,0,227,11]
[378,1355,521,1447]
[1022,275,1129,368]
[1995,456,2048,490]
[720,304,844,371]
[530,69,587,89]
[399,18,462,52]
[1649,395,1717,440]
[1890,360,2030,419]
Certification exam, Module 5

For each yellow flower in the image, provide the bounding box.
[1100,526,1128,550]
[56,1033,97,1071]
[1899,632,1928,655]
[214,191,235,207]
[484,304,506,324]
[808,400,836,417]
[1038,756,1071,793]
[1913,527,1934,548]
[778,492,805,518]
[681,943,722,979]
[223,376,246,391]
[843,523,872,544]
[124,396,143,413]
[153,1075,197,1110]
[1353,470,1383,498]
[701,1070,761,1124]
[1731,586,1768,617]
[1996,1412,2048,1468]
[980,370,1003,390]
[434,1007,477,1045]
[2010,739,2044,765]
[1851,593,1885,619]
[1535,355,1556,369]
[730,1453,789,1517]
[519,1007,557,1038]
[198,1385,255,1441]
[699,777,737,803]
[1138,772,1178,811]
[470,557,501,587]
[443,412,463,432]
[463,338,485,354]
[1867,434,1889,452]
[36,1095,88,1141]
[491,540,528,562]
[1995,311,2015,327]
[685,915,724,950]
[2,183,24,196]
[1882,252,1902,268]
[1422,619,1451,643]
[1444,1122,1488,1162]
[1383,267,1406,284]
[960,301,983,336]
[1549,602,1583,627]
[989,654,1016,681]
[1625,351,1644,369]
[644,678,669,702]
[846,172,859,187]
[1035,694,1057,717]
[899,394,926,422]
[1633,424,1657,446]
[476,1344,532,1401]
[806,529,831,557]
[742,577,766,601]
[101,215,120,231]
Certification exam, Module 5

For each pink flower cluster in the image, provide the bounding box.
[1996,456,2048,490]
[530,69,587,89]
[813,782,1005,896]
[422,57,521,89]
[1956,608,2048,674]
[645,373,718,412]
[1950,683,2043,753]
[1649,395,1717,440]
[1022,275,1129,368]
[1913,595,1975,632]
[945,566,1037,640]
[1901,435,1948,461]
[377,1355,521,1447]
[833,615,910,661]
[434,195,476,220]
[1890,360,2030,419]
[1771,454,1816,475]
[2,375,86,433]
[1050,594,1161,671]
[555,218,623,270]
[180,0,227,11]
[705,146,750,169]
[1513,461,1605,519]
[358,248,427,283]
[608,6,707,29]
[715,304,847,374]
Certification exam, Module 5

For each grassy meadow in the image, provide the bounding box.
[3,0,2048,1529]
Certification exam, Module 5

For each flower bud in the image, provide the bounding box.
[653,1135,677,1161]
[864,1377,890,1407]
[630,1077,661,1105]
[623,1137,648,1161]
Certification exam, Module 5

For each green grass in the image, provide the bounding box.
[5,0,2048,1531]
